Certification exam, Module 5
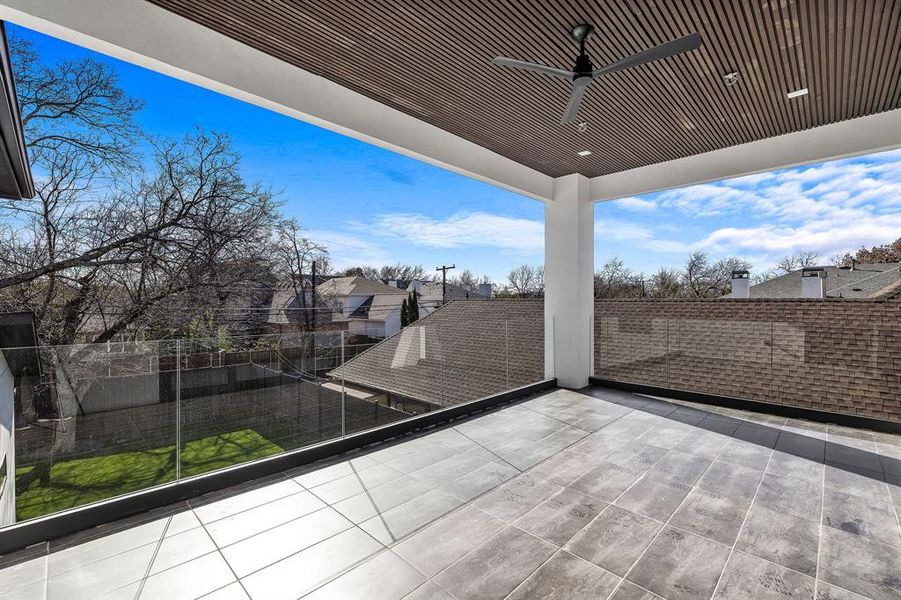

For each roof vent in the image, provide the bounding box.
[723,71,739,86]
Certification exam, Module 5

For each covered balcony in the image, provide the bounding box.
[0,1,900,599]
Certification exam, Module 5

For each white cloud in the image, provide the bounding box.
[614,196,657,212]
[598,148,901,270]
[304,229,393,270]
[369,211,544,252]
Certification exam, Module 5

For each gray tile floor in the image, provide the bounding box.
[3,387,900,600]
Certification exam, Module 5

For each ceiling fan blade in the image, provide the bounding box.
[560,77,591,125]
[592,32,702,77]
[493,56,574,79]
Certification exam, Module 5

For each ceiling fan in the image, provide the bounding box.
[493,24,703,125]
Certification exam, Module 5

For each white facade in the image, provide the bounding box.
[0,352,15,526]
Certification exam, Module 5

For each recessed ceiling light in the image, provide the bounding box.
[787,88,809,99]
[577,150,592,157]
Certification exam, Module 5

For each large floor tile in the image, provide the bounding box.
[240,527,383,600]
[402,582,454,600]
[303,550,425,600]
[754,473,822,522]
[616,475,692,521]
[822,487,901,547]
[628,526,731,600]
[713,550,814,599]
[527,449,599,486]
[566,505,662,577]
[472,473,562,522]
[139,552,235,600]
[569,460,644,502]
[46,543,157,600]
[439,460,519,502]
[514,488,604,546]
[669,488,751,546]
[611,581,665,599]
[193,480,301,523]
[818,525,901,600]
[221,507,352,577]
[507,551,621,600]
[603,441,669,471]
[47,511,200,578]
[148,526,218,575]
[393,505,505,577]
[332,475,433,523]
[205,491,325,547]
[824,465,891,503]
[644,451,713,486]
[360,489,463,544]
[737,503,819,577]
[717,439,773,470]
[432,526,555,600]
[698,459,764,501]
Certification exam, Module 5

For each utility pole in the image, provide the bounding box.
[311,259,317,332]
[435,264,455,305]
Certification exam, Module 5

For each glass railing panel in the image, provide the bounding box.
[594,300,668,387]
[176,332,337,479]
[10,340,174,522]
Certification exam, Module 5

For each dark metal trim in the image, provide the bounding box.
[590,377,901,435]
[0,21,34,200]
[0,378,555,555]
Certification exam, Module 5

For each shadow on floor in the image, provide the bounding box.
[579,386,900,488]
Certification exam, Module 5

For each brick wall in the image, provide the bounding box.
[594,298,901,423]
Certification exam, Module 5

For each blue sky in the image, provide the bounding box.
[13,24,901,282]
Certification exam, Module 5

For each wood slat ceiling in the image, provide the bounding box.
[148,0,901,179]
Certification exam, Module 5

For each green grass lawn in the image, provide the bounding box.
[14,429,284,521]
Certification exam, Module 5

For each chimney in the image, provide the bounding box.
[479,283,492,298]
[801,267,826,299]
[730,270,750,298]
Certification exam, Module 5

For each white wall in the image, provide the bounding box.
[0,352,15,526]
[383,309,402,338]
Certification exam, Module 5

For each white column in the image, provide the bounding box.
[544,173,594,388]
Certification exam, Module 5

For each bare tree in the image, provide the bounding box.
[775,251,820,274]
[648,268,683,298]
[451,268,478,288]
[594,257,645,298]
[506,264,544,297]
[9,31,143,176]
[341,264,425,281]
[272,218,329,330]
[682,251,752,298]
[1,130,278,345]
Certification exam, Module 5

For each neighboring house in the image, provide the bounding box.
[382,279,492,316]
[328,299,543,412]
[747,263,901,299]
[317,276,409,338]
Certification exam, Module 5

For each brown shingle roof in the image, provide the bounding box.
[329,299,545,407]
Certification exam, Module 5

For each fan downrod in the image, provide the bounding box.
[570,24,594,46]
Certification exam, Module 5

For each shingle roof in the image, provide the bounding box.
[317,276,409,298]
[749,263,901,299]
[329,299,545,407]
